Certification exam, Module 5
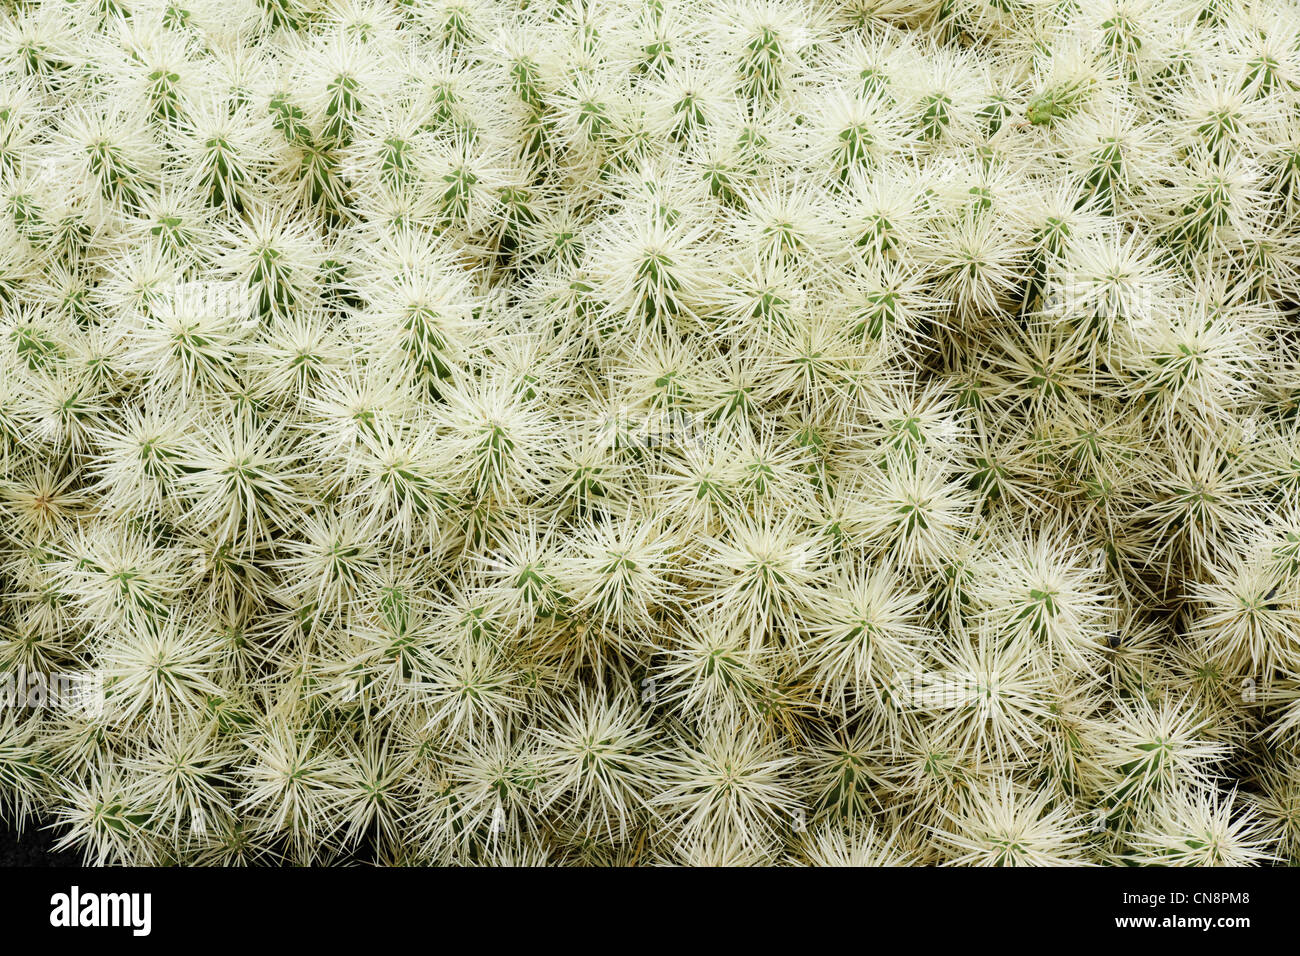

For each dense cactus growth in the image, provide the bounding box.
[1,0,1300,866]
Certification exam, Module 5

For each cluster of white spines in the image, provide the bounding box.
[0,0,1298,865]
